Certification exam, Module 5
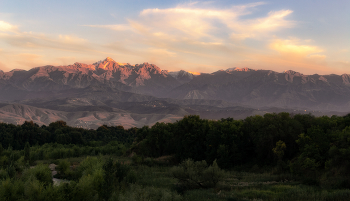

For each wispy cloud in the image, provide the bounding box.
[15,53,45,67]
[87,2,293,42]
[82,2,298,72]
[1,2,339,75]
[58,35,86,44]
[82,24,132,31]
[270,38,324,56]
[0,23,94,53]
[0,20,110,70]
[0,21,18,33]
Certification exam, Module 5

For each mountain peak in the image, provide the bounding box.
[169,70,199,78]
[168,70,200,84]
[10,69,26,72]
[226,67,254,72]
[93,57,120,70]
[284,70,303,76]
[105,57,114,62]
[234,67,254,72]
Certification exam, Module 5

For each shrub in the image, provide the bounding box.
[131,153,142,165]
[22,164,52,186]
[75,156,103,179]
[0,178,25,200]
[117,184,182,201]
[56,159,70,175]
[0,169,9,180]
[171,158,224,190]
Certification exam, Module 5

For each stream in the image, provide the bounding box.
[49,164,70,186]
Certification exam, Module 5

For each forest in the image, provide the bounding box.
[0,113,350,200]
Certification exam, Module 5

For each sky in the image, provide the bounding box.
[0,0,349,75]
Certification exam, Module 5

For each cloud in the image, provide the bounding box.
[270,38,324,56]
[229,10,295,40]
[2,3,335,75]
[15,53,46,68]
[89,2,293,42]
[252,10,294,31]
[56,57,78,65]
[147,48,177,57]
[138,7,235,39]
[82,24,131,31]
[242,37,329,74]
[0,21,18,33]
[82,2,296,73]
[0,20,112,70]
[0,31,94,53]
[0,61,10,72]
[307,54,326,59]
[59,35,86,44]
[0,20,95,54]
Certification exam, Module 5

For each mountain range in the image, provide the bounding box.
[0,57,349,128]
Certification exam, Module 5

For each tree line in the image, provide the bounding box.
[1,112,350,187]
[0,120,137,150]
[133,113,350,187]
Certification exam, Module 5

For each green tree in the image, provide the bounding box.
[102,158,115,200]
[0,143,3,156]
[171,158,224,189]
[24,142,30,163]
[273,140,286,160]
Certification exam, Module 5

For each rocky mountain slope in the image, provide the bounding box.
[167,68,350,111]
[0,57,180,99]
[0,58,350,128]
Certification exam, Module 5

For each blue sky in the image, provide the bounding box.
[0,0,349,74]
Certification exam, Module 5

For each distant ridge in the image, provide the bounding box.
[1,57,350,128]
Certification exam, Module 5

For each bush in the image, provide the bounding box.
[0,169,9,180]
[116,184,182,201]
[171,158,224,190]
[75,156,103,179]
[22,164,52,186]
[56,159,70,175]
[74,168,104,201]
[131,153,143,165]
[0,178,25,200]
[125,170,137,184]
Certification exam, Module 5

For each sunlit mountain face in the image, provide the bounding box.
[0,58,350,128]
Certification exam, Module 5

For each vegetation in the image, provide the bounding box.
[0,112,350,200]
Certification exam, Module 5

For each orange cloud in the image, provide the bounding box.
[0,61,10,72]
[238,53,330,75]
[308,54,326,59]
[15,53,46,68]
[147,48,177,57]
[188,71,201,75]
[270,38,324,56]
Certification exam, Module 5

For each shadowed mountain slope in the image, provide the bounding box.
[1,58,350,128]
[167,69,350,111]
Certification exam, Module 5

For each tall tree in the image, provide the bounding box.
[24,142,30,163]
